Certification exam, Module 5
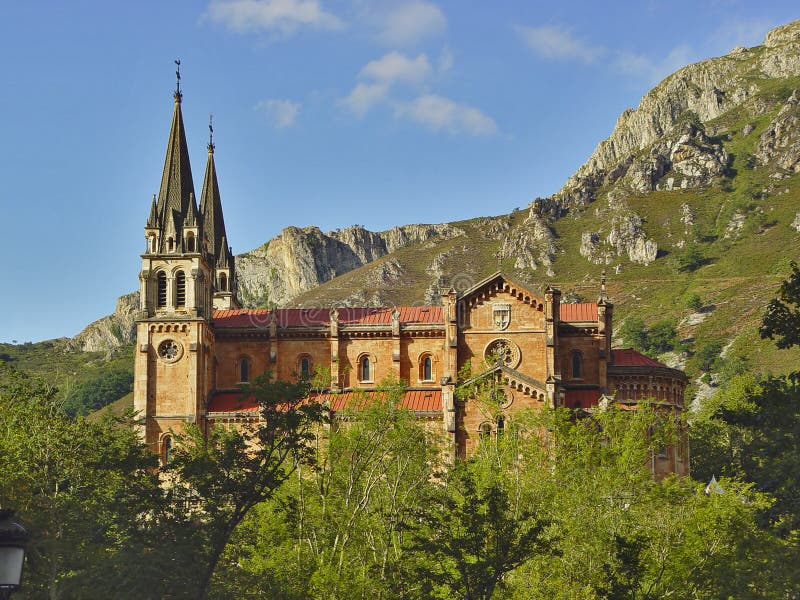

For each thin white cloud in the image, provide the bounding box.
[614,45,693,84]
[437,46,454,74]
[377,1,446,46]
[205,0,343,36]
[359,51,432,84]
[516,24,605,63]
[343,51,432,115]
[395,95,498,136]
[342,82,391,116]
[256,98,301,128]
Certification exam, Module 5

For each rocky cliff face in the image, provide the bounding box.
[556,21,800,209]
[72,292,139,353]
[236,223,464,308]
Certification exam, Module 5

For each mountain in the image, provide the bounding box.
[72,20,800,394]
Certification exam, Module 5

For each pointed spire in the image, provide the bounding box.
[200,125,228,265]
[217,235,231,268]
[146,194,159,228]
[184,192,199,227]
[598,270,609,304]
[155,63,195,231]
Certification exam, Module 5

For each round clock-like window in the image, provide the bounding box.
[484,338,521,369]
[158,339,183,363]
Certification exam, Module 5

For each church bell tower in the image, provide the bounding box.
[133,67,233,455]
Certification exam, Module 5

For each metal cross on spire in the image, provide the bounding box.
[208,113,215,153]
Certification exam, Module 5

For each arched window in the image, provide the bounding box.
[175,271,186,307]
[571,351,583,379]
[156,272,167,308]
[420,354,433,381]
[240,357,250,383]
[300,356,311,379]
[186,233,195,253]
[219,273,228,292]
[359,355,371,382]
[149,235,157,253]
[162,435,173,464]
[168,237,174,253]
[478,422,492,439]
[496,416,505,436]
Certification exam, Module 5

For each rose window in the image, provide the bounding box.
[484,338,521,369]
[158,339,182,363]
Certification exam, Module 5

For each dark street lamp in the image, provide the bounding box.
[0,510,28,600]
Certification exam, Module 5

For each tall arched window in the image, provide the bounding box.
[421,355,433,381]
[300,356,311,379]
[149,235,157,253]
[175,271,186,308]
[219,273,228,292]
[496,416,505,436]
[359,356,371,382]
[168,237,175,253]
[156,272,167,308]
[186,233,195,253]
[163,435,173,464]
[478,422,492,439]
[571,351,583,379]
[240,357,250,383]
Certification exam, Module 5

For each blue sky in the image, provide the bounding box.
[1,1,798,343]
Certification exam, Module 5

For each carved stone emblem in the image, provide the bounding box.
[492,302,511,330]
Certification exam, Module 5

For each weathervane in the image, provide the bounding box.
[174,59,182,100]
[208,113,215,152]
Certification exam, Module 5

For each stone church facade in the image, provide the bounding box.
[134,89,689,476]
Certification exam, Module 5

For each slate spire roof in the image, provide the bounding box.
[199,137,229,266]
[146,194,159,228]
[154,91,196,251]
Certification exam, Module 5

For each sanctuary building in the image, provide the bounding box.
[133,88,689,476]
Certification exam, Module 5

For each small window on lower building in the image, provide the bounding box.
[300,356,311,379]
[478,422,492,439]
[359,355,372,382]
[162,435,173,464]
[419,354,433,382]
[571,351,583,380]
[240,357,250,383]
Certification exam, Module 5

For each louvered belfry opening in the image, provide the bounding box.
[157,272,167,308]
[176,271,186,307]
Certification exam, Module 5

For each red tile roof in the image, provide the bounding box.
[611,348,665,367]
[207,391,260,413]
[213,307,443,328]
[560,303,598,321]
[207,389,442,414]
[564,388,601,408]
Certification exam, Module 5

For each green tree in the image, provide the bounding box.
[0,362,165,599]
[760,260,800,348]
[165,371,326,599]
[673,244,707,273]
[409,460,552,600]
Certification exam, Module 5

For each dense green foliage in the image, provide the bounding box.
[2,360,799,598]
[3,268,800,598]
[617,316,681,356]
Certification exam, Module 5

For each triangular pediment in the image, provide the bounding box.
[458,272,546,310]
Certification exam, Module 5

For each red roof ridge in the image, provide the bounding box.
[611,348,665,367]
